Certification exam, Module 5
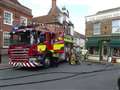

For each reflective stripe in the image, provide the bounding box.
[26,63,30,67]
[13,62,16,66]
[23,63,26,67]
[29,62,35,67]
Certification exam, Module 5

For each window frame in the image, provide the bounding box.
[3,32,10,48]
[20,16,27,26]
[112,19,120,34]
[4,10,13,25]
[93,22,101,35]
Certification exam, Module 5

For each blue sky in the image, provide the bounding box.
[18,0,120,35]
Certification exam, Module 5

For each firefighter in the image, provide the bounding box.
[69,49,76,65]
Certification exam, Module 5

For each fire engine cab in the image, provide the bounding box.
[8,24,64,68]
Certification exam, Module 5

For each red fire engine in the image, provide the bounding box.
[8,24,65,68]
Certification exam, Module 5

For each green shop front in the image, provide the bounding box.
[64,35,74,55]
[86,36,120,63]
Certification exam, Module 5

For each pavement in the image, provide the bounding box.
[0,64,11,70]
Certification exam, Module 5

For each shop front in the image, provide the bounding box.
[64,35,74,60]
[86,36,120,63]
[86,38,100,61]
[109,39,120,63]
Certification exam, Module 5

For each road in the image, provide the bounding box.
[0,62,120,90]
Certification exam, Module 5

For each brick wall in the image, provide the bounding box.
[85,15,120,37]
[0,1,32,55]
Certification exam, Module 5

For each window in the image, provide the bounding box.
[70,26,74,36]
[3,32,10,48]
[89,47,99,55]
[112,48,120,57]
[93,23,101,35]
[20,16,27,26]
[4,11,13,25]
[112,20,120,34]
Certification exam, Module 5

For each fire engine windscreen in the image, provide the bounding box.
[10,31,31,45]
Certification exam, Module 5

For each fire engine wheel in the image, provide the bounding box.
[44,58,51,68]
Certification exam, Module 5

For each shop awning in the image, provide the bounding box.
[86,39,99,47]
[64,35,73,43]
[110,39,120,47]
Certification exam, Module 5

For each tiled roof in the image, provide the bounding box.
[48,6,62,16]
[9,0,20,4]
[33,2,62,24]
[33,15,60,24]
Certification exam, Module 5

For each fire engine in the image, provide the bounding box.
[8,24,65,68]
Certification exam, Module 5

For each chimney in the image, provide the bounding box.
[52,0,56,9]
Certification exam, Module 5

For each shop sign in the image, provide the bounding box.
[64,35,73,43]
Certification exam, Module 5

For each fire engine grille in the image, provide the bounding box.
[9,48,29,59]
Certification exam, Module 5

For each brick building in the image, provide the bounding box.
[33,0,74,55]
[85,7,120,62]
[33,0,64,34]
[0,0,32,63]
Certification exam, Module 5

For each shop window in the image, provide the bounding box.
[112,48,120,57]
[93,23,101,35]
[89,47,99,55]
[3,32,10,48]
[4,11,13,25]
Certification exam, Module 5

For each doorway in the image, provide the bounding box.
[102,45,108,61]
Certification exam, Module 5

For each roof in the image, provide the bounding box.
[97,7,120,14]
[9,0,21,5]
[48,6,62,16]
[0,0,32,16]
[86,7,120,17]
[33,1,62,24]
[33,15,61,24]
[74,31,85,39]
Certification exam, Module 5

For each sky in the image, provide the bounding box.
[18,0,120,35]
